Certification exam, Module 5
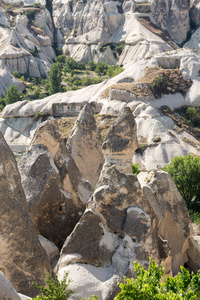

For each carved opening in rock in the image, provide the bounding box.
[59,203,66,214]
[59,105,64,113]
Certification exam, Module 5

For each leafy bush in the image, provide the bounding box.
[31,273,74,300]
[95,62,108,75]
[115,258,200,300]
[12,70,20,78]
[132,163,141,175]
[56,55,66,63]
[88,61,97,71]
[189,210,200,225]
[78,62,86,70]
[4,85,21,105]
[0,103,4,112]
[185,107,200,127]
[152,75,164,89]
[162,154,200,211]
[64,57,78,71]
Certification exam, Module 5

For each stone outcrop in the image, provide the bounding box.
[18,144,78,248]
[38,235,59,268]
[0,271,21,300]
[27,120,93,242]
[0,131,52,297]
[151,0,190,44]
[56,165,200,299]
[53,0,172,66]
[67,104,104,189]
[189,0,200,27]
[102,106,138,174]
[0,6,55,96]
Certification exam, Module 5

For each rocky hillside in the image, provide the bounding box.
[1,0,200,299]
[0,0,200,97]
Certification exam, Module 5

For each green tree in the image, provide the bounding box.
[106,67,115,78]
[4,85,21,105]
[32,273,74,300]
[49,63,62,95]
[95,62,108,75]
[88,61,96,71]
[115,258,200,300]
[132,163,141,175]
[64,57,78,71]
[55,55,66,63]
[162,154,200,211]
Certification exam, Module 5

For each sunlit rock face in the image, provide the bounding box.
[151,0,190,44]
[0,131,52,297]
[102,106,138,174]
[67,103,104,189]
[56,165,200,299]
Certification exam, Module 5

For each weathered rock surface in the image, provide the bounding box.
[67,104,104,189]
[102,106,138,173]
[0,131,52,297]
[189,0,200,27]
[18,144,79,248]
[31,119,93,203]
[56,165,200,299]
[0,271,20,300]
[54,0,172,66]
[25,120,94,244]
[151,0,190,44]
[38,235,59,267]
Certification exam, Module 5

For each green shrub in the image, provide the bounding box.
[152,75,164,89]
[95,62,108,75]
[88,61,96,71]
[33,87,40,98]
[114,66,124,76]
[33,3,40,8]
[106,67,115,78]
[78,62,86,70]
[115,258,200,300]
[31,272,74,300]
[189,210,200,225]
[162,154,200,211]
[29,47,39,57]
[4,85,21,105]
[55,55,66,63]
[0,103,4,112]
[64,57,78,71]
[12,70,20,78]
[132,163,141,175]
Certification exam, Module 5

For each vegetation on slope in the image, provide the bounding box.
[0,58,124,111]
[109,67,191,99]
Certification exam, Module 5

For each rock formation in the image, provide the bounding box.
[20,120,94,246]
[67,103,104,189]
[0,270,21,300]
[56,165,200,299]
[0,131,52,297]
[18,144,78,248]
[151,0,190,44]
[102,106,138,174]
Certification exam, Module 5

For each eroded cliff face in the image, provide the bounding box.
[151,0,190,44]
